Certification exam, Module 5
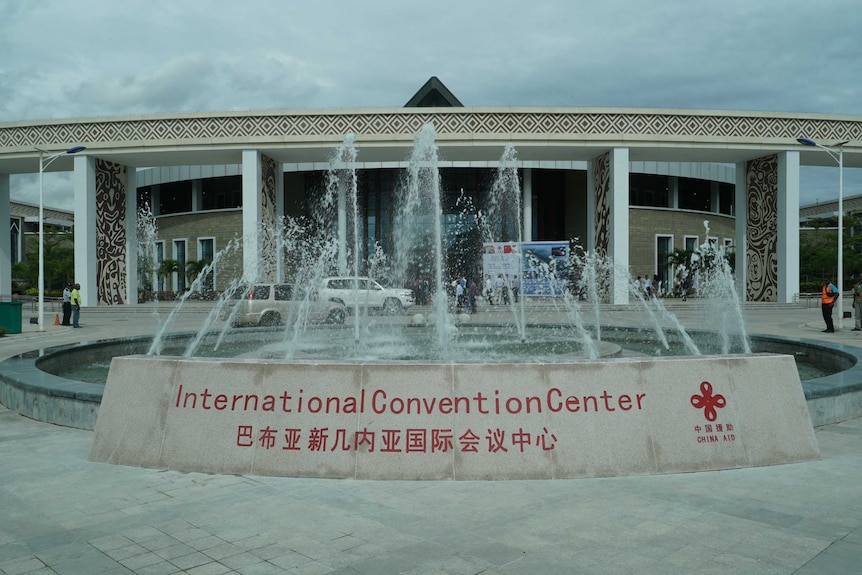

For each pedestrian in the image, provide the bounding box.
[511,275,520,303]
[71,283,82,328]
[484,275,494,305]
[468,280,478,313]
[821,278,839,333]
[61,283,72,326]
[642,275,652,297]
[494,274,505,305]
[853,274,862,331]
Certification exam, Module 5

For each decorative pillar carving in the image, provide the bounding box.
[95,159,128,304]
[593,152,610,257]
[745,155,778,302]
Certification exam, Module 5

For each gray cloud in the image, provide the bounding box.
[2,0,861,208]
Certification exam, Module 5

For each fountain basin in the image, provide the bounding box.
[2,330,859,432]
[88,352,820,479]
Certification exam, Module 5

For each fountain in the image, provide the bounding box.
[84,125,822,479]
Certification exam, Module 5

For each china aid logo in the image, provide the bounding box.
[690,381,726,422]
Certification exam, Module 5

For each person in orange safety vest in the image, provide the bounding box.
[821,278,839,333]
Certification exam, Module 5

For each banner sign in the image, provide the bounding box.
[482,241,570,296]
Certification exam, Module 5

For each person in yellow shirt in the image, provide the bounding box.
[70,283,82,328]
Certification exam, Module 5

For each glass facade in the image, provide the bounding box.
[630,174,670,208]
[678,177,711,212]
[202,176,242,210]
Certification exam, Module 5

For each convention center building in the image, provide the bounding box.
[1,78,860,306]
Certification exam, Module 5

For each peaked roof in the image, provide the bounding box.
[404,77,463,108]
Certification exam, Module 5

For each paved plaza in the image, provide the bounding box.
[1,301,861,574]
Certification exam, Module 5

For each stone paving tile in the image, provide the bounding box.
[118,551,165,572]
[185,560,235,575]
[3,306,862,574]
[132,560,183,575]
[167,551,214,571]
[792,539,862,575]
[236,561,284,575]
[0,556,47,575]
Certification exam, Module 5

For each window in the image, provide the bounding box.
[684,236,698,252]
[159,181,193,215]
[656,236,672,294]
[201,176,242,210]
[630,174,670,207]
[250,285,270,300]
[274,284,293,301]
[174,240,187,291]
[155,241,165,291]
[198,238,215,291]
[677,177,711,212]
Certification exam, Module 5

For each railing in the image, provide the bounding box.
[14,296,65,313]
[795,292,828,309]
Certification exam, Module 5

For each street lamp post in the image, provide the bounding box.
[35,145,86,331]
[797,138,850,328]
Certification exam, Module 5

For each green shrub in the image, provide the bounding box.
[0,326,7,337]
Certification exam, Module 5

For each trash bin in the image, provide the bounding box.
[0,301,24,334]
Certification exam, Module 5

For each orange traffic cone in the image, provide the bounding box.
[54,314,60,326]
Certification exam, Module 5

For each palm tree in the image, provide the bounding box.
[157,259,181,292]
[186,259,212,290]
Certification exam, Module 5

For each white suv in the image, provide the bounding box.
[223,283,346,327]
[318,277,414,315]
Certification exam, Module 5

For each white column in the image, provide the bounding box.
[609,148,630,305]
[241,150,262,282]
[73,155,98,307]
[0,173,10,299]
[777,151,800,303]
[734,162,748,301]
[126,167,138,304]
[522,168,533,242]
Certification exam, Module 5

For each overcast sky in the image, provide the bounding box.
[2,0,860,210]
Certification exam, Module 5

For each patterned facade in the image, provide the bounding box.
[2,110,861,150]
[258,154,278,282]
[95,160,127,305]
[593,153,611,256]
[745,156,779,302]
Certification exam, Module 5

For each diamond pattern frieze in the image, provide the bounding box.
[2,110,861,153]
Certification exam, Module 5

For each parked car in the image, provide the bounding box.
[222,283,346,327]
[318,277,414,315]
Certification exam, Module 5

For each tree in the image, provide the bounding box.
[157,259,181,292]
[12,227,74,294]
[185,259,212,290]
[666,248,695,281]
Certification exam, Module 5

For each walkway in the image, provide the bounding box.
[1,301,861,574]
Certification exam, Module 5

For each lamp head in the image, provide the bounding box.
[797,138,817,147]
[66,146,86,154]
